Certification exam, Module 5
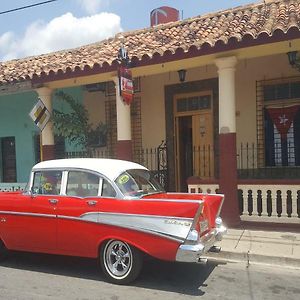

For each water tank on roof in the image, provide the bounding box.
[150,6,180,26]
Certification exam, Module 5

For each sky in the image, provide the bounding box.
[0,0,255,61]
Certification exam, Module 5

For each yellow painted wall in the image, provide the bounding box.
[83,90,106,127]
[140,64,217,149]
[140,53,299,149]
[139,75,165,149]
[81,53,298,151]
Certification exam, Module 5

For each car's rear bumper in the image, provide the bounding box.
[175,220,227,263]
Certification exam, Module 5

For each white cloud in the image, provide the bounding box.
[0,32,17,58]
[77,0,109,15]
[0,12,122,61]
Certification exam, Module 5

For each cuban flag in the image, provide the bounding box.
[265,105,300,166]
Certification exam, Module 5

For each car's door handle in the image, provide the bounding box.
[49,199,59,205]
[86,200,97,206]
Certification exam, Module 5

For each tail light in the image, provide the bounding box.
[199,218,209,235]
[193,214,209,236]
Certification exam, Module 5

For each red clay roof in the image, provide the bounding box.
[0,0,299,84]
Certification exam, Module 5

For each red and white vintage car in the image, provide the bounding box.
[0,158,226,284]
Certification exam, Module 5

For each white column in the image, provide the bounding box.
[113,77,132,141]
[35,87,54,145]
[215,56,237,134]
[215,56,241,226]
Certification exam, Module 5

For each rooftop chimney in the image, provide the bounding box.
[150,6,180,26]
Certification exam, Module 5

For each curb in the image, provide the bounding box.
[204,251,300,269]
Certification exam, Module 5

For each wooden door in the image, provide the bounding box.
[174,92,214,191]
[192,113,214,179]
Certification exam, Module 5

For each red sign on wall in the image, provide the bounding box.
[118,66,134,105]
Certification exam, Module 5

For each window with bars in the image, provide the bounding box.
[257,78,300,167]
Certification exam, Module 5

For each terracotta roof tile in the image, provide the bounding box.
[1,0,300,84]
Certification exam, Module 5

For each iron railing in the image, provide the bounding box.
[183,143,299,180]
[62,142,299,185]
[133,142,168,190]
[237,143,300,179]
[64,149,113,159]
[192,145,217,178]
[63,142,168,189]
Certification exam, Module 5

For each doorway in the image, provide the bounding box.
[1,137,17,182]
[174,92,214,191]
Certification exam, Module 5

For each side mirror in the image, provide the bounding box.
[30,187,39,197]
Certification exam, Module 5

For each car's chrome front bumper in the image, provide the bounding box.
[175,218,227,263]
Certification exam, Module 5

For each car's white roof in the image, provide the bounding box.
[32,158,148,181]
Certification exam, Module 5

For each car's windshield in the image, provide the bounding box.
[115,169,164,197]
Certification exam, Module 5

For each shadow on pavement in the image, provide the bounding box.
[137,259,223,296]
[1,251,225,296]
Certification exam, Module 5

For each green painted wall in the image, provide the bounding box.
[0,91,38,182]
[0,86,83,183]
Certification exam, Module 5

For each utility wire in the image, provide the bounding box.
[0,0,58,15]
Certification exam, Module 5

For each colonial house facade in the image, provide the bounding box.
[0,0,299,227]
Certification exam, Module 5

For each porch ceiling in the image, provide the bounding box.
[0,0,300,88]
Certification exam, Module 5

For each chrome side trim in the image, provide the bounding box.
[81,211,193,222]
[78,212,193,241]
[56,214,186,242]
[0,210,197,243]
[0,210,55,219]
[190,202,204,231]
[0,210,191,242]
[216,195,225,217]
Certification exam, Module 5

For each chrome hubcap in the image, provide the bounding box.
[104,240,132,278]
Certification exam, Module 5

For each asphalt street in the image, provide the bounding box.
[0,251,300,300]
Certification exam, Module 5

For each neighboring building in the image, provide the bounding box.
[0,0,299,226]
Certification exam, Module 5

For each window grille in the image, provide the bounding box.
[256,77,300,167]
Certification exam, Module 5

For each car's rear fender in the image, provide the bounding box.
[202,194,225,228]
[96,227,181,261]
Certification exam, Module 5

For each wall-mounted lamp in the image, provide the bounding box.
[178,69,187,82]
[118,45,130,66]
[287,51,300,71]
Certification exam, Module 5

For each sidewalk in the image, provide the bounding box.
[205,228,300,269]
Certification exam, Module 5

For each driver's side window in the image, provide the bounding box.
[32,170,62,195]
